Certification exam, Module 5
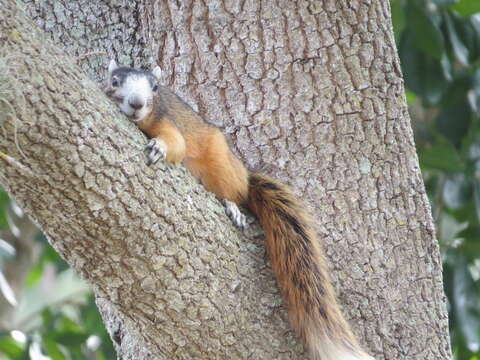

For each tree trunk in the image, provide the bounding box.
[1,0,452,359]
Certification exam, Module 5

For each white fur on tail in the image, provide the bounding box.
[308,333,375,360]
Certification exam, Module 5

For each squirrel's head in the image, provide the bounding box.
[104,59,162,122]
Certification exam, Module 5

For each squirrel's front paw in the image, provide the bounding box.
[145,138,167,166]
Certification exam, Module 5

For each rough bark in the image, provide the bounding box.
[19,0,156,81]
[1,0,452,359]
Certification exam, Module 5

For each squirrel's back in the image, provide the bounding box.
[141,86,207,134]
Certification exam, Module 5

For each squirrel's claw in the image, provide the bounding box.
[222,199,247,228]
[145,138,167,166]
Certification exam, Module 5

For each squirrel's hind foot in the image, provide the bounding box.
[222,200,247,228]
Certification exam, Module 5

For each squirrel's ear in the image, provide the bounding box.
[152,66,162,81]
[108,59,118,73]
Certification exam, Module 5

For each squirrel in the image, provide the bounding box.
[104,59,375,360]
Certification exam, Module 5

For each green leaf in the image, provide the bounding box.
[51,331,89,347]
[0,335,25,358]
[25,260,44,287]
[41,308,55,332]
[425,59,450,104]
[469,15,480,61]
[441,72,471,107]
[443,173,471,209]
[405,90,416,104]
[399,30,424,94]
[460,17,480,61]
[419,139,464,172]
[43,338,67,360]
[399,30,448,103]
[0,190,9,229]
[391,0,406,44]
[407,0,445,59]
[451,0,480,16]
[97,352,108,360]
[453,257,480,352]
[473,179,480,223]
[436,101,471,146]
[58,315,84,333]
[444,11,470,65]
[460,228,480,260]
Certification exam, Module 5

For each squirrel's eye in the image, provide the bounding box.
[111,78,119,87]
[152,84,158,92]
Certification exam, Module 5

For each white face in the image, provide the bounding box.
[105,60,162,123]
[116,75,153,122]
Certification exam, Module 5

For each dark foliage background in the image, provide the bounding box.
[0,0,479,358]
[392,0,480,358]
[0,215,115,360]
[0,227,115,359]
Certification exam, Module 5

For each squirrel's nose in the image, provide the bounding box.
[128,97,145,110]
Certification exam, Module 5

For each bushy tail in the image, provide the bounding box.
[247,173,374,360]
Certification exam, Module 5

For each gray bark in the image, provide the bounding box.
[1,0,452,359]
[20,0,155,81]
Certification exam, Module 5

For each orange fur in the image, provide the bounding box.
[139,118,186,164]
[183,128,248,204]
